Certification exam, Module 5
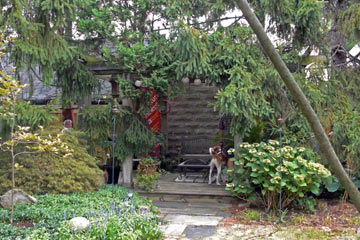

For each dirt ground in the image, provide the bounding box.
[218,199,360,240]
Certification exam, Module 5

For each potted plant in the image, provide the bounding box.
[135,157,160,191]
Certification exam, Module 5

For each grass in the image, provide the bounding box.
[275,227,357,240]
[0,185,162,240]
[241,209,263,221]
[290,214,307,225]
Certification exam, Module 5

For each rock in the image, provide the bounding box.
[69,217,90,231]
[0,189,37,209]
[138,205,150,215]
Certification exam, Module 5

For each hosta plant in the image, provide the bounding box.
[226,140,332,211]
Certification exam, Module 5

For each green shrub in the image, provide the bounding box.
[135,157,161,192]
[56,212,162,240]
[136,172,161,192]
[0,186,162,240]
[226,140,332,211]
[0,128,103,195]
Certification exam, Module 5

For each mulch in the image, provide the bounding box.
[10,220,35,228]
[221,199,360,231]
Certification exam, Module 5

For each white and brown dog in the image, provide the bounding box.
[209,146,227,185]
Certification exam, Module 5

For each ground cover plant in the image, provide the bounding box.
[0,186,162,240]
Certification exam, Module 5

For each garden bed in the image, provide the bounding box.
[221,199,360,239]
[0,186,162,240]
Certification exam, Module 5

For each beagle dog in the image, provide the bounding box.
[209,145,227,185]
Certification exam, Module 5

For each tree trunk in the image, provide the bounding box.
[329,0,348,69]
[10,102,16,224]
[236,0,360,212]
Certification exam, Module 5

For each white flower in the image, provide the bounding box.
[298,147,306,152]
[263,159,271,164]
[227,148,235,154]
[269,140,280,146]
[249,148,257,154]
[226,183,235,188]
[274,176,281,181]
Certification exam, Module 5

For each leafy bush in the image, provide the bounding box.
[324,171,360,194]
[56,212,162,240]
[226,140,332,211]
[136,157,161,192]
[0,127,104,195]
[0,186,162,239]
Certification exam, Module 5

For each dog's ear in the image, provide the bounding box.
[213,146,221,153]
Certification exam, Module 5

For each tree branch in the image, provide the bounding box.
[14,150,41,158]
[152,16,245,32]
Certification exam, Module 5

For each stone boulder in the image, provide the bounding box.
[0,189,37,209]
[138,205,150,215]
[69,217,90,231]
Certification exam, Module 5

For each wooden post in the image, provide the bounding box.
[110,76,120,100]
[78,94,91,107]
[161,99,169,152]
[120,73,134,187]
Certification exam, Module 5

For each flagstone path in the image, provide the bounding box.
[153,200,277,240]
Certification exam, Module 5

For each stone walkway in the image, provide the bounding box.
[154,200,255,239]
[155,200,358,240]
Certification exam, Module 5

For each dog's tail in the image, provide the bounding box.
[209,147,213,156]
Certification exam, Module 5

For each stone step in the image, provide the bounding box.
[137,182,237,204]
[153,201,233,217]
[140,192,237,204]
[135,173,239,205]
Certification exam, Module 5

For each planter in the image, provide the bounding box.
[135,158,161,191]
[137,162,159,175]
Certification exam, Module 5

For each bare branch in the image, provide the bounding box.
[152,16,245,32]
[14,150,41,158]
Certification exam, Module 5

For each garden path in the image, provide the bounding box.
[155,200,280,239]
[138,174,359,239]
